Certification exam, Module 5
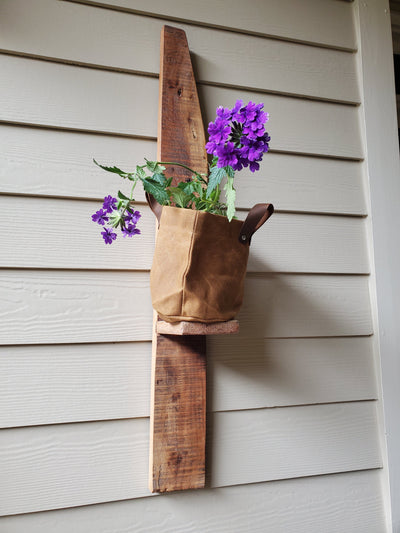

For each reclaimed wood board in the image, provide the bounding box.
[149,25,209,492]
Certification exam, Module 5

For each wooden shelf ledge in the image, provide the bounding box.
[156,319,239,336]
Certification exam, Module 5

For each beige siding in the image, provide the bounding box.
[0,0,360,102]
[64,0,358,51]
[0,404,381,515]
[0,337,378,428]
[0,271,372,344]
[0,55,363,158]
[0,126,367,214]
[0,471,386,533]
[0,0,387,530]
[0,197,369,272]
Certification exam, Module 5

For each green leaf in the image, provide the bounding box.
[145,160,166,174]
[225,165,235,178]
[187,181,203,196]
[135,165,147,180]
[117,190,130,201]
[209,156,219,170]
[169,187,192,208]
[224,176,236,222]
[142,178,170,205]
[206,166,226,198]
[151,172,167,186]
[93,159,127,176]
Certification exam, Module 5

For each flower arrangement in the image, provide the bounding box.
[92,100,270,244]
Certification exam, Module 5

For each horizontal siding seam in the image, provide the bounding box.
[63,0,358,53]
[0,333,374,349]
[0,400,381,430]
[0,50,361,106]
[0,266,372,275]
[0,120,364,162]
[0,467,382,520]
[0,192,368,218]
[0,334,375,348]
[0,399,379,430]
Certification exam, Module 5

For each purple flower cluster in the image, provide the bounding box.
[91,196,141,244]
[206,100,270,172]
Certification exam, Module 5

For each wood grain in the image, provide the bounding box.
[151,334,206,492]
[156,25,208,182]
[149,26,209,493]
[157,320,239,335]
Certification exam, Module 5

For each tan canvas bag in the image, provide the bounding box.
[148,199,273,323]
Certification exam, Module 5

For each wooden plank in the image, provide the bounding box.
[150,334,206,492]
[0,271,373,345]
[0,402,381,515]
[149,25,209,493]
[0,337,378,428]
[156,320,239,335]
[0,0,360,103]
[0,470,385,532]
[0,197,369,273]
[0,126,367,215]
[64,0,357,51]
[0,55,363,159]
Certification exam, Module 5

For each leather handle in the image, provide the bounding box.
[239,203,274,245]
[146,192,163,225]
[147,194,274,243]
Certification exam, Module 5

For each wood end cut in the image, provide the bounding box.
[156,320,239,336]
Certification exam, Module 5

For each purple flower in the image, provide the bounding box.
[92,209,109,225]
[231,99,243,121]
[122,224,141,238]
[125,210,141,225]
[206,117,231,149]
[249,161,260,172]
[103,195,117,213]
[206,100,270,173]
[216,142,238,168]
[216,106,232,121]
[101,227,117,244]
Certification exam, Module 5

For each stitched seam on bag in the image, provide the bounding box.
[181,210,197,318]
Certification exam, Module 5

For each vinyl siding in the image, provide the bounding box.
[0,0,388,530]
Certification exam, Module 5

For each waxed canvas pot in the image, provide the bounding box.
[149,204,273,323]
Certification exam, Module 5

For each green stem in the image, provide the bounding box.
[129,179,137,200]
[120,178,138,226]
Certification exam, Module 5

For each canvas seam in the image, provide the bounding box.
[180,210,198,318]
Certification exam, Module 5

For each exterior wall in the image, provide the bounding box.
[0,0,392,530]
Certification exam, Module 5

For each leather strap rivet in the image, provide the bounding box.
[240,234,247,241]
